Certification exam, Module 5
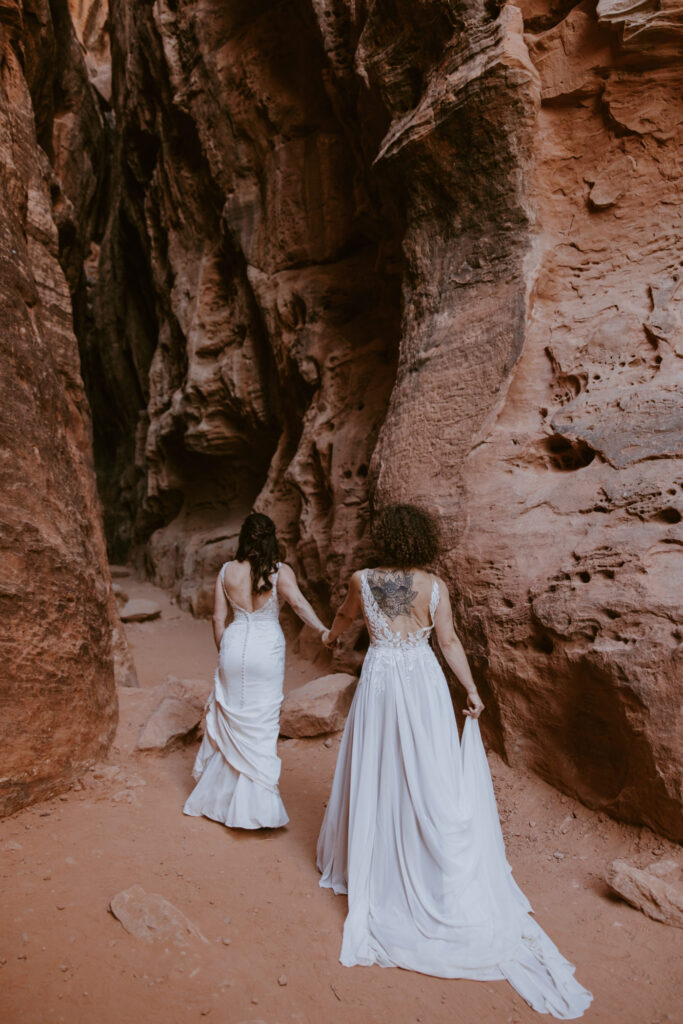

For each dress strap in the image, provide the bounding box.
[429,575,440,623]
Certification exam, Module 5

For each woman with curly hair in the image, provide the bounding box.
[184,512,329,829]
[317,504,591,1019]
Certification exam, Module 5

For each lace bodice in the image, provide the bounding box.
[221,562,281,625]
[360,570,439,650]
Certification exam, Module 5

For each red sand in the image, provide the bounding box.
[1,576,681,1024]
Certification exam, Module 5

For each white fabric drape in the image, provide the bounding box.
[317,572,592,1018]
[184,565,288,829]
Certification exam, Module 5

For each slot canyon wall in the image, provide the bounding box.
[1,0,681,836]
[0,0,130,816]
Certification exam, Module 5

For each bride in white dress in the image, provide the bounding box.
[317,504,592,1019]
[184,512,329,829]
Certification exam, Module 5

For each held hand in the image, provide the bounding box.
[464,691,484,719]
[321,629,337,648]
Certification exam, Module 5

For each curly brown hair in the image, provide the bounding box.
[371,504,440,568]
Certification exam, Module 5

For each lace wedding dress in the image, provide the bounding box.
[183,563,288,829]
[317,570,592,1019]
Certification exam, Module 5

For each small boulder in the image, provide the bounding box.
[120,599,162,623]
[136,677,210,751]
[110,565,132,579]
[109,885,208,945]
[280,673,357,738]
[112,582,129,604]
[606,858,683,928]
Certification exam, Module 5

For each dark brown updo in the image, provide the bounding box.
[371,504,440,569]
[236,512,279,594]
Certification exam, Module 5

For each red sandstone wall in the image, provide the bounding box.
[0,0,123,815]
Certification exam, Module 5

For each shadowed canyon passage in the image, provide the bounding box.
[0,0,681,838]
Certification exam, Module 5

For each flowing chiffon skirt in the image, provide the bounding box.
[317,642,592,1019]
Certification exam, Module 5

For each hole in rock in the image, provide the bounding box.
[604,608,621,620]
[502,597,514,608]
[343,469,352,479]
[544,434,596,471]
[533,634,555,655]
[656,507,682,524]
[357,464,368,478]
[578,571,591,583]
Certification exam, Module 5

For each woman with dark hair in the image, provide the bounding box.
[317,504,591,1019]
[184,512,329,829]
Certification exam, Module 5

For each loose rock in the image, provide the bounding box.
[606,859,683,928]
[136,677,210,752]
[119,599,162,623]
[280,674,358,738]
[110,566,132,579]
[109,884,209,945]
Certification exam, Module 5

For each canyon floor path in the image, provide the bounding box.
[1,577,681,1024]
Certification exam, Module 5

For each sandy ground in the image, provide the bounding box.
[1,574,681,1024]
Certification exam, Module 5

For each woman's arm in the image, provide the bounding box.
[212,570,230,651]
[325,571,362,646]
[433,578,484,718]
[277,563,329,636]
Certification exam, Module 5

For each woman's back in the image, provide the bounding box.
[221,559,277,613]
[362,567,437,642]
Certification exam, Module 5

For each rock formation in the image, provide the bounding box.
[0,0,124,815]
[447,0,683,841]
[2,0,681,837]
[280,673,358,737]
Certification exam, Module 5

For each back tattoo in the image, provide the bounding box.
[368,569,418,620]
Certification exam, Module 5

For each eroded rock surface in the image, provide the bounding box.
[446,0,683,840]
[0,0,123,815]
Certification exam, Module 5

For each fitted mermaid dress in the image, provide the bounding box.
[183,563,288,829]
[317,571,592,1018]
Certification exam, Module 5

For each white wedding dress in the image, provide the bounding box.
[317,571,592,1018]
[183,563,289,829]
